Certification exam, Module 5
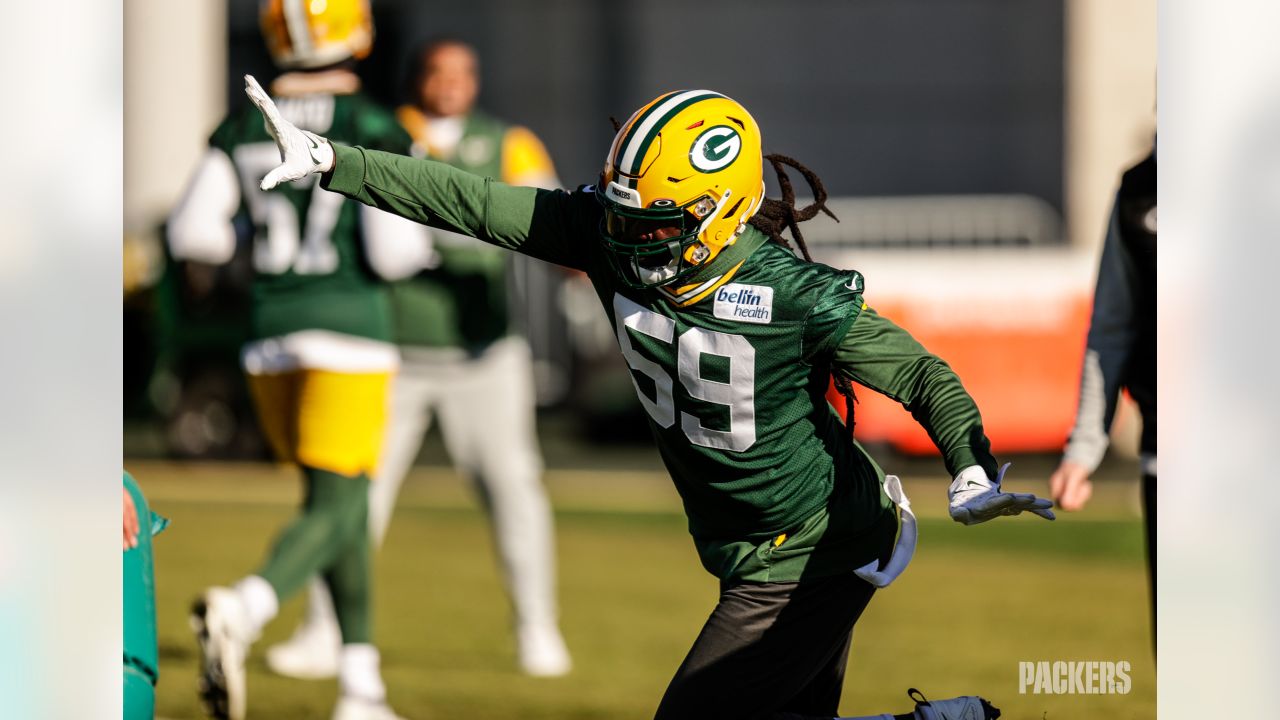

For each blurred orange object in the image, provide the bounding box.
[824,249,1096,455]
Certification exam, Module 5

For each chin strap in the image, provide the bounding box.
[854,475,917,588]
[655,224,770,307]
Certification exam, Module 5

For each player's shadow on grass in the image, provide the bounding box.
[158,641,196,662]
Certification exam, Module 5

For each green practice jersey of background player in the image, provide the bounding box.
[209,93,413,342]
[391,105,559,350]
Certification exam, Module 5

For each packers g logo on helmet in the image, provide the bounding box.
[260,0,374,70]
[597,90,765,290]
[690,126,742,173]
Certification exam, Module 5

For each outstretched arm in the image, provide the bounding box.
[243,74,590,270]
[833,307,1054,525]
[321,144,586,268]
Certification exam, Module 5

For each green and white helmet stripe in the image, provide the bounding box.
[615,90,725,186]
[282,0,315,58]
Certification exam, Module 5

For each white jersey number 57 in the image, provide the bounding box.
[234,142,343,275]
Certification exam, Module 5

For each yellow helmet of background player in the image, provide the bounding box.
[260,0,374,70]
[596,90,765,289]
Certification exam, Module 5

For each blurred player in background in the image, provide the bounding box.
[167,2,431,718]
[268,37,571,680]
[1050,145,1157,635]
[245,79,1059,719]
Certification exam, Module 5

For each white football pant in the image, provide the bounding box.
[369,336,557,631]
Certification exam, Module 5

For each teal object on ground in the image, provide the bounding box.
[123,665,155,720]
[123,471,166,720]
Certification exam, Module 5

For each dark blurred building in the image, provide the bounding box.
[225,0,1065,213]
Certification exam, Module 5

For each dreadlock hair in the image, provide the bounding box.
[747,154,860,435]
[748,154,837,261]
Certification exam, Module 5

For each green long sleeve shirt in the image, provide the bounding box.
[323,144,997,582]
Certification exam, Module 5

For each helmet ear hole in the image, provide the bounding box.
[721,197,745,220]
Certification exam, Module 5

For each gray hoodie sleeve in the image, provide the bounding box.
[1063,196,1139,472]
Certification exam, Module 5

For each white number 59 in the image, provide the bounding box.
[613,294,756,452]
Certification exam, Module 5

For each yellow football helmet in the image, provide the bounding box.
[597,90,765,289]
[260,0,374,70]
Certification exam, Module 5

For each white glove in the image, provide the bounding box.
[243,74,334,190]
[948,463,1055,526]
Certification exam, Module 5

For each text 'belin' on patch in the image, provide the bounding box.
[713,283,773,324]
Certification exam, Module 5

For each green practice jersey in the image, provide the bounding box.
[390,109,512,350]
[323,145,999,582]
[209,90,411,342]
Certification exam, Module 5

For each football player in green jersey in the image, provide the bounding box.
[267,37,570,681]
[166,3,430,719]
[244,76,1056,720]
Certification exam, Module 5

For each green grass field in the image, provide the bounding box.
[134,458,1154,719]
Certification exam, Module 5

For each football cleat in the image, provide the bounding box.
[332,695,409,720]
[596,90,766,290]
[190,587,254,720]
[908,687,1001,720]
[265,618,342,680]
[516,623,572,677]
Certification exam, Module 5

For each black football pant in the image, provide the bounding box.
[653,571,878,720]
